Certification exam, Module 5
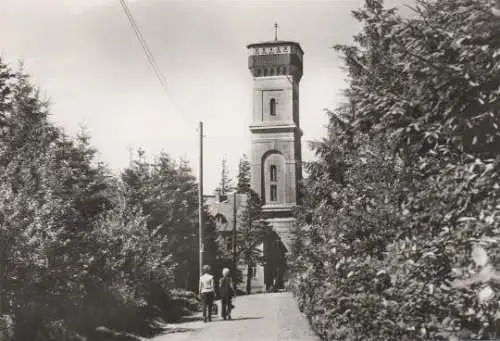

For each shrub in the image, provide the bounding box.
[0,315,13,341]
[290,0,500,340]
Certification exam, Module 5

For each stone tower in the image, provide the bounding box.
[246,38,303,250]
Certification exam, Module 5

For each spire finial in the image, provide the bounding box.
[274,22,278,41]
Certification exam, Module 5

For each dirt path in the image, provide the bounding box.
[150,292,320,341]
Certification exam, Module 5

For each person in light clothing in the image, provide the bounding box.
[199,265,215,322]
[219,267,236,320]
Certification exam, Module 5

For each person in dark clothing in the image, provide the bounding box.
[219,267,236,320]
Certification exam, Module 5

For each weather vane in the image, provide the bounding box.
[274,22,278,41]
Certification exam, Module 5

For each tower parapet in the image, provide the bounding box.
[247,41,304,81]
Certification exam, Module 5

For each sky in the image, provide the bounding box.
[0,0,410,194]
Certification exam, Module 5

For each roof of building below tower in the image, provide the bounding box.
[246,40,304,55]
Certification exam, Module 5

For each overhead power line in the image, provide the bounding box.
[119,0,194,126]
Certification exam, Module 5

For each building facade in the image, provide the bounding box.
[205,37,304,292]
[246,39,304,252]
[205,188,288,293]
[205,191,266,293]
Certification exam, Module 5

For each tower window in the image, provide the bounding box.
[270,98,276,116]
[270,184,277,202]
[270,165,277,182]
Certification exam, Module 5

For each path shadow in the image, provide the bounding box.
[222,316,264,321]
[145,324,169,335]
[175,315,203,323]
[171,315,265,324]
[161,327,195,335]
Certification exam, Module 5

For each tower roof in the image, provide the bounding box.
[246,40,304,55]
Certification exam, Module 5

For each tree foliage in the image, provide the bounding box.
[236,154,251,194]
[121,151,201,290]
[218,157,233,200]
[291,0,500,340]
[236,190,271,294]
[0,59,201,340]
[233,154,270,293]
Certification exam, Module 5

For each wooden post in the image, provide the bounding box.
[233,192,237,282]
[199,121,204,275]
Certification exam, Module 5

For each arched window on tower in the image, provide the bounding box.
[270,98,276,116]
[270,184,277,202]
[263,153,284,205]
[270,165,277,181]
[270,164,278,202]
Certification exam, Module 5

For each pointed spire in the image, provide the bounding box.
[274,22,278,41]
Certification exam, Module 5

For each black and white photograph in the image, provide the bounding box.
[1,0,500,340]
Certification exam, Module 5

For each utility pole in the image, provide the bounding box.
[232,191,237,278]
[198,121,204,275]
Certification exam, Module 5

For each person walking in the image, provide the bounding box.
[199,265,215,322]
[219,267,236,320]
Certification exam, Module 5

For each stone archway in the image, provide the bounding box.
[214,213,228,231]
[214,214,232,252]
[263,230,287,291]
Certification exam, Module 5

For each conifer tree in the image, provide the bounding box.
[218,157,233,200]
[0,58,185,339]
[236,190,271,294]
[233,154,270,293]
[236,154,251,194]
[121,152,220,291]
